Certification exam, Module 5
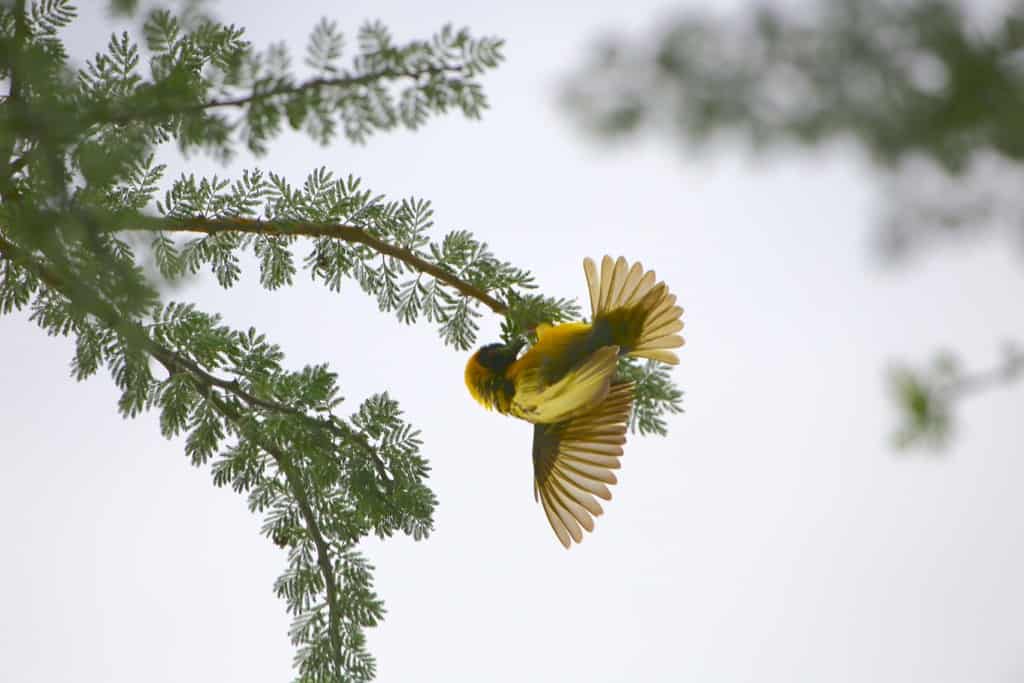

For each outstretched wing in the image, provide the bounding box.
[531,382,635,548]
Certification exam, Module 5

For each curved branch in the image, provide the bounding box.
[166,368,348,680]
[0,233,382,677]
[1,232,395,482]
[128,214,510,315]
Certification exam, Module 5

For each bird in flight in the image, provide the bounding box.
[464,256,684,547]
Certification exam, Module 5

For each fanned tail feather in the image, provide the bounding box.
[583,255,685,365]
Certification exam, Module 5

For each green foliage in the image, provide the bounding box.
[52,295,435,680]
[0,2,682,680]
[499,290,582,343]
[617,357,685,436]
[147,165,539,349]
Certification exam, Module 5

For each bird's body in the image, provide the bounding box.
[464,256,685,547]
[468,320,615,422]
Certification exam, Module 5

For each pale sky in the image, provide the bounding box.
[2,1,1024,682]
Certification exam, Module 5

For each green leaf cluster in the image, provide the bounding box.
[617,357,685,436]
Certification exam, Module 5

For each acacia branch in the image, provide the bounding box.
[155,356,348,678]
[0,233,387,676]
[0,232,394,479]
[126,213,509,315]
[93,66,463,126]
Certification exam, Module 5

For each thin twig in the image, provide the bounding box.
[92,66,463,126]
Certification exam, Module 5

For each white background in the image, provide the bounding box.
[2,1,1023,681]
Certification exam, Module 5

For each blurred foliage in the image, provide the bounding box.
[888,354,958,449]
[889,344,1023,449]
[564,0,1024,258]
[566,0,1024,170]
[107,0,139,16]
[564,0,1024,449]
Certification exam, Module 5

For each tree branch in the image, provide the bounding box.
[0,232,391,677]
[154,354,348,679]
[125,213,510,315]
[0,232,394,480]
[942,350,1024,400]
[150,341,395,488]
[93,66,463,127]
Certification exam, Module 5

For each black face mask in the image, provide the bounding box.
[474,339,525,372]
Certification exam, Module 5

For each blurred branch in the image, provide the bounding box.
[878,151,1024,263]
[889,344,1024,450]
[565,0,1024,169]
[946,347,1024,398]
[563,0,1024,258]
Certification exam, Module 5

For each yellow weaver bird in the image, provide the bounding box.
[465,256,685,547]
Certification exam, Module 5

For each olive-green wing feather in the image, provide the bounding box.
[532,382,635,548]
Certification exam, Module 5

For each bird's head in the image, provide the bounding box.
[464,340,525,412]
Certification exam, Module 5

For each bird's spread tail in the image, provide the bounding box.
[583,255,685,365]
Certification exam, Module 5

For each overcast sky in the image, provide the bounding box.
[3,1,1024,681]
